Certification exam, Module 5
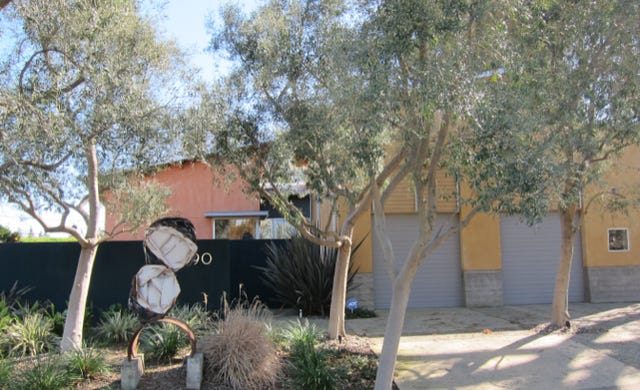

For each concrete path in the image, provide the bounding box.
[343,302,640,389]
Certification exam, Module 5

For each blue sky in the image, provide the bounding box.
[161,0,259,81]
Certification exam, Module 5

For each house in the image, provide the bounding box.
[346,146,640,310]
[105,150,640,311]
[103,160,312,240]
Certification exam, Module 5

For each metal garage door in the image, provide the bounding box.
[372,214,463,309]
[500,214,585,304]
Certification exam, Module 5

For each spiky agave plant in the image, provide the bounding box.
[259,235,359,316]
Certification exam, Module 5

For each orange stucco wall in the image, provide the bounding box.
[104,161,260,240]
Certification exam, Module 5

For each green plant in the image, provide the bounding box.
[94,309,139,345]
[0,300,12,334]
[0,281,33,312]
[3,312,58,357]
[0,225,20,243]
[169,303,212,334]
[259,235,358,316]
[345,307,377,319]
[140,322,186,363]
[0,355,13,389]
[330,350,378,389]
[64,344,110,380]
[279,319,323,350]
[286,326,334,390]
[42,303,65,337]
[15,356,75,390]
[201,296,280,389]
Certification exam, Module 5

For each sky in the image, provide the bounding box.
[0,0,259,236]
[159,0,259,81]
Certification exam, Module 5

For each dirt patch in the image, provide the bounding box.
[20,336,392,389]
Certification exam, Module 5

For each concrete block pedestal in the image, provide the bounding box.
[186,353,204,389]
[121,355,144,390]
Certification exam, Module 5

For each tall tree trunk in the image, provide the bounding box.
[551,204,577,326]
[60,244,99,352]
[328,240,352,339]
[374,273,413,390]
[61,141,102,352]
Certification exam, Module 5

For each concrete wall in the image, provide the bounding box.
[586,266,640,302]
[463,270,503,307]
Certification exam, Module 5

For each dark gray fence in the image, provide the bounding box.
[0,239,285,314]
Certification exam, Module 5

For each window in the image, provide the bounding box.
[214,218,257,239]
[259,218,297,239]
[205,211,268,239]
[608,228,629,252]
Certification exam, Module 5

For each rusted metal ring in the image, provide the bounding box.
[127,317,197,361]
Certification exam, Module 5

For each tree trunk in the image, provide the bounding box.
[328,241,352,339]
[550,205,577,326]
[60,244,99,352]
[374,275,412,390]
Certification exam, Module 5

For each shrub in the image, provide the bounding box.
[0,300,12,335]
[64,344,110,380]
[42,303,65,337]
[0,225,20,243]
[169,303,212,334]
[15,356,75,390]
[94,309,139,345]
[281,319,334,390]
[140,322,186,363]
[259,235,359,316]
[200,297,280,389]
[3,312,58,357]
[279,318,323,350]
[0,281,33,312]
[0,355,13,389]
[345,307,377,319]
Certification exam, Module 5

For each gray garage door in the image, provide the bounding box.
[500,214,585,304]
[372,214,463,309]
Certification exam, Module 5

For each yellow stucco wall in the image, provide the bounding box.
[340,146,640,274]
[582,146,640,267]
[352,211,373,272]
[383,170,458,214]
[459,183,502,270]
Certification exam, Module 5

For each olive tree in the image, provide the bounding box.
[200,0,390,340]
[202,2,546,388]
[0,0,191,351]
[505,0,640,326]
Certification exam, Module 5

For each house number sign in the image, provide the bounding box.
[194,252,213,265]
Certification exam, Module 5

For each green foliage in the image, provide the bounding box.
[0,225,20,243]
[42,303,65,337]
[330,350,379,389]
[0,355,13,390]
[94,309,139,345]
[15,356,75,390]
[0,281,33,312]
[140,322,186,363]
[284,320,334,390]
[345,307,377,319]
[259,235,357,316]
[0,300,12,336]
[64,345,110,380]
[3,312,59,357]
[168,303,212,334]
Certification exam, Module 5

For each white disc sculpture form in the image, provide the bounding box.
[129,218,198,321]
